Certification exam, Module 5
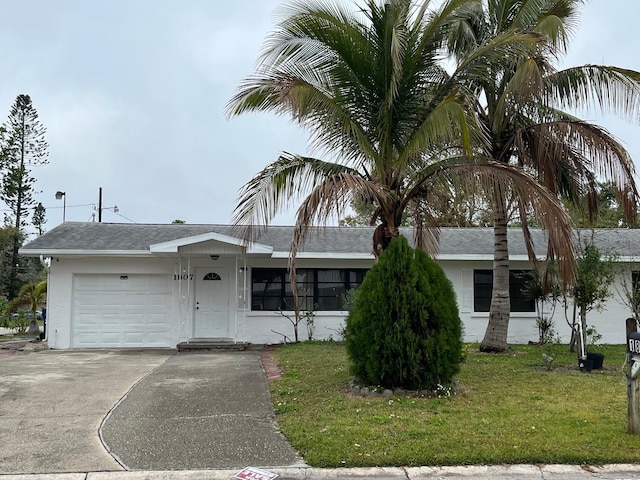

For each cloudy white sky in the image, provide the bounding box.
[0,0,637,232]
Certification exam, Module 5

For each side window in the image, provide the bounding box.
[473,269,535,313]
[473,270,493,312]
[509,270,535,312]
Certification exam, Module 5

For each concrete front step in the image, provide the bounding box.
[176,341,250,352]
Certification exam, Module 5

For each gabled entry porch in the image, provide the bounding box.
[148,230,268,347]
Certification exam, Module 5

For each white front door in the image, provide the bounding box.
[194,267,229,338]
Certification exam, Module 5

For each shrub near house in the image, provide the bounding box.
[346,236,462,390]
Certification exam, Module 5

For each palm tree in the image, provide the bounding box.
[6,280,47,335]
[445,0,640,352]
[227,0,576,313]
[228,0,574,326]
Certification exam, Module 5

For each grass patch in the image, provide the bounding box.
[269,342,640,467]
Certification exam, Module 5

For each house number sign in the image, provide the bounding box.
[629,332,640,355]
[173,274,194,281]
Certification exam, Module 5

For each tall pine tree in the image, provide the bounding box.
[32,202,47,236]
[0,94,48,299]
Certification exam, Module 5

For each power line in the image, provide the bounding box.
[1,201,137,223]
[111,210,137,223]
[0,202,95,212]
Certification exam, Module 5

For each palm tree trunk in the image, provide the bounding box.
[480,191,510,352]
[27,318,39,335]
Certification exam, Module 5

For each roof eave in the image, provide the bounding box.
[435,254,541,261]
[19,248,152,257]
[270,252,375,260]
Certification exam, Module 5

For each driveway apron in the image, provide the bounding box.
[100,351,303,470]
[0,349,171,474]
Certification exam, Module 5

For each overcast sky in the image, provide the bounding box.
[0,0,637,233]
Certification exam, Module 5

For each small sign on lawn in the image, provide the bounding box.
[234,466,279,480]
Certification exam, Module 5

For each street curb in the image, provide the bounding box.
[3,465,640,480]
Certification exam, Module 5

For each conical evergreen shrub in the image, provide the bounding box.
[345,236,462,390]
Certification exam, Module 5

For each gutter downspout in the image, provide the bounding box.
[39,255,50,341]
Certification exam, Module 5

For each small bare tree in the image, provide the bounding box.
[272,287,317,343]
[524,262,561,344]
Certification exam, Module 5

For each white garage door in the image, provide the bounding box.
[72,274,173,348]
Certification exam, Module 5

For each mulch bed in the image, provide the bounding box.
[0,338,47,359]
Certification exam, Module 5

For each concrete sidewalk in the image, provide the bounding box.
[3,464,640,479]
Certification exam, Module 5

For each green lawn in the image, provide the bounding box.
[269,342,640,467]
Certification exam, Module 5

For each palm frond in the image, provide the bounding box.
[439,160,577,282]
[510,0,582,52]
[400,152,476,207]
[492,57,548,133]
[226,1,380,164]
[6,280,47,315]
[414,0,476,56]
[546,65,640,120]
[408,196,441,256]
[452,29,542,85]
[292,173,386,246]
[288,173,386,275]
[385,1,410,108]
[441,0,484,59]
[231,154,358,243]
[533,0,583,52]
[401,90,482,163]
[512,120,638,224]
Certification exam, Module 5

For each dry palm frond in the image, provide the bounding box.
[512,120,638,225]
[231,154,358,244]
[444,160,577,283]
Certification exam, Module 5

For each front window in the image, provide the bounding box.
[284,269,314,311]
[252,269,285,311]
[251,268,367,311]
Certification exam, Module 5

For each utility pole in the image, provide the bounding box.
[98,187,103,223]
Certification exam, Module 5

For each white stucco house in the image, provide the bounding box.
[19,222,640,349]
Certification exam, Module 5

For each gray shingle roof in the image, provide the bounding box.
[18,222,640,258]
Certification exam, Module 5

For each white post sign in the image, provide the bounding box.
[627,326,640,434]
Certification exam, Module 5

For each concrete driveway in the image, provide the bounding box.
[0,348,172,474]
[101,351,303,470]
[0,346,302,475]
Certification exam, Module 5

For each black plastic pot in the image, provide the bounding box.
[587,352,604,370]
[579,356,593,372]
